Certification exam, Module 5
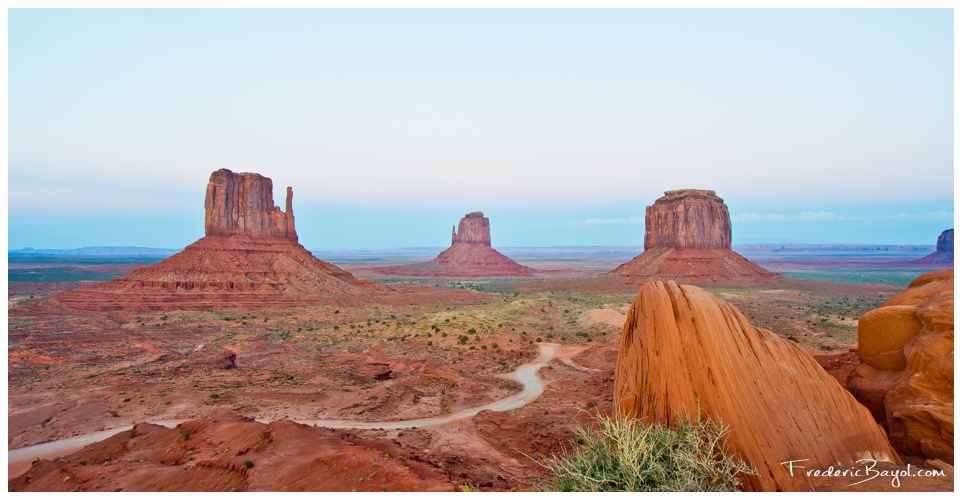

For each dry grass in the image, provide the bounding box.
[541,414,754,492]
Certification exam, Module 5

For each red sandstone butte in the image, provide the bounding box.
[377,212,535,277]
[914,229,954,266]
[848,268,954,460]
[611,189,781,285]
[614,281,899,492]
[56,169,387,311]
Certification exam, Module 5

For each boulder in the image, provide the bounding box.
[615,281,898,491]
[848,268,954,460]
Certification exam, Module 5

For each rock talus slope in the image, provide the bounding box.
[914,229,954,266]
[56,169,387,311]
[848,268,954,459]
[614,281,898,492]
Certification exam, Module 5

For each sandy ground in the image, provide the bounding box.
[584,308,628,327]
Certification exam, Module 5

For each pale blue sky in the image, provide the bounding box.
[8,9,954,249]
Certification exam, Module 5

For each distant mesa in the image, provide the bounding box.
[615,280,899,491]
[377,212,536,277]
[913,229,953,266]
[610,189,781,285]
[56,169,387,311]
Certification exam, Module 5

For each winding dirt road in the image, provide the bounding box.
[9,343,590,477]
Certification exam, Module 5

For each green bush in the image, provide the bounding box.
[541,414,753,492]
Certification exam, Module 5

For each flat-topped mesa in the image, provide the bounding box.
[644,189,731,250]
[451,211,491,246]
[204,169,297,241]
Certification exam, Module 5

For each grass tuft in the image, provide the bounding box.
[540,414,754,492]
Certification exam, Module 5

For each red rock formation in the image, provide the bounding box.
[56,170,387,311]
[451,211,491,245]
[10,418,456,492]
[614,281,899,492]
[611,190,781,285]
[378,212,535,277]
[644,189,731,249]
[204,169,297,241]
[848,268,954,460]
[914,229,953,266]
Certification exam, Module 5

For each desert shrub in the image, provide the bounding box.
[541,414,753,492]
[467,328,477,334]
[180,427,191,441]
[787,336,799,343]
[243,459,254,469]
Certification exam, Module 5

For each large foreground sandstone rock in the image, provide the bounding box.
[614,281,898,492]
[377,212,535,277]
[611,190,781,285]
[57,169,387,311]
[848,268,954,460]
[914,229,954,266]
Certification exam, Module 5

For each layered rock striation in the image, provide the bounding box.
[614,281,898,492]
[451,211,491,245]
[377,212,535,277]
[611,190,780,285]
[56,169,387,311]
[205,169,297,241]
[643,189,732,250]
[914,229,953,266]
[848,268,954,460]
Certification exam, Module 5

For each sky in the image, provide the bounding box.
[7,8,955,250]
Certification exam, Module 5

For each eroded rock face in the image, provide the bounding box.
[914,229,954,265]
[644,189,731,250]
[614,281,898,492]
[848,268,954,460]
[611,190,780,285]
[377,211,534,277]
[56,170,387,311]
[205,169,297,241]
[451,211,491,245]
[937,229,954,252]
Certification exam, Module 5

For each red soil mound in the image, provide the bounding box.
[614,281,898,492]
[9,417,455,492]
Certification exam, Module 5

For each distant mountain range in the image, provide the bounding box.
[10,244,935,260]
[10,246,181,257]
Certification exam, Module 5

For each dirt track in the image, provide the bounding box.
[8,343,587,477]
